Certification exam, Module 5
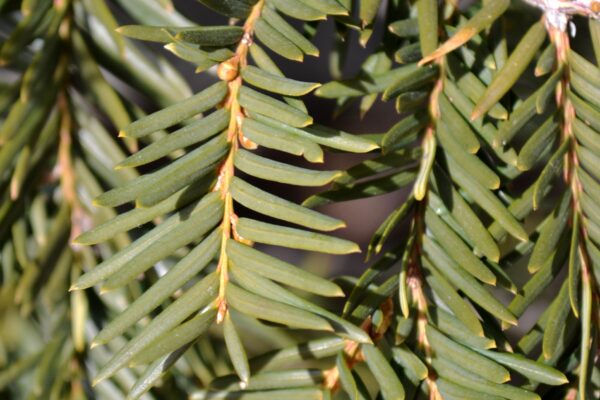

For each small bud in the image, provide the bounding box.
[217,58,239,81]
[239,134,258,150]
[217,300,228,324]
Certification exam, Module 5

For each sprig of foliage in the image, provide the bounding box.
[305,1,598,399]
[70,1,379,398]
